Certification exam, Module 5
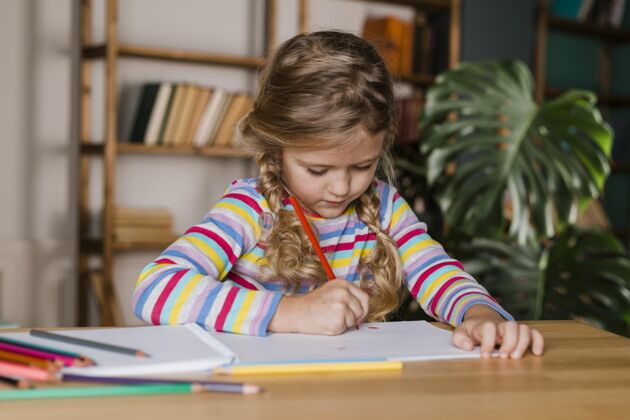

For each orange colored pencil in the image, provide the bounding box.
[289,196,336,280]
[0,350,59,372]
[289,196,361,330]
[0,360,58,382]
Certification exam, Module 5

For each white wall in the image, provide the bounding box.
[0,0,413,327]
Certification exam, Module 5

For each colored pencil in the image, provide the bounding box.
[0,342,86,367]
[30,329,149,358]
[289,196,336,280]
[214,360,403,376]
[0,360,57,382]
[0,374,33,389]
[60,373,261,394]
[289,195,361,329]
[0,335,86,359]
[0,349,59,372]
[0,383,254,401]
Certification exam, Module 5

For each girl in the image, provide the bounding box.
[134,30,544,359]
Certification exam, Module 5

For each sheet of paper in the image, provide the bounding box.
[1,323,235,377]
[209,320,483,365]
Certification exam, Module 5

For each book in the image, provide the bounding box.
[129,83,160,143]
[183,87,212,146]
[161,84,189,146]
[143,83,173,146]
[395,91,424,144]
[156,84,179,145]
[172,85,201,146]
[412,13,431,75]
[0,324,235,377]
[212,93,253,147]
[192,88,228,148]
[362,16,409,75]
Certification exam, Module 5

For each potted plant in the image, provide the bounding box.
[397,59,630,336]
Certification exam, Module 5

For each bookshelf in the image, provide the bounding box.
[534,0,630,249]
[77,0,461,327]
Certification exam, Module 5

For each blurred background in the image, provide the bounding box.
[0,0,628,330]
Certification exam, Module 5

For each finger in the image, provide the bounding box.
[478,322,497,358]
[346,283,370,322]
[451,328,474,351]
[497,321,518,359]
[344,310,358,330]
[510,324,532,359]
[345,293,365,324]
[531,328,545,356]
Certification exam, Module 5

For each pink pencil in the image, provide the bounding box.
[0,343,78,367]
[0,360,57,382]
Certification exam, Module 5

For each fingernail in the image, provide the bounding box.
[500,352,508,359]
[511,351,520,358]
[482,352,489,358]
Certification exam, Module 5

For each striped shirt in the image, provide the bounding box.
[133,177,512,336]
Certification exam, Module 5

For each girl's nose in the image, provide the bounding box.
[328,172,351,197]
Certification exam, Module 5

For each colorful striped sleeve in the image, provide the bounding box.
[378,181,513,326]
[133,178,283,336]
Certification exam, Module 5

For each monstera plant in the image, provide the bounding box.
[398,59,630,336]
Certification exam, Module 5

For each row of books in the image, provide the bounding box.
[551,0,627,27]
[361,14,449,77]
[128,82,254,148]
[114,207,177,244]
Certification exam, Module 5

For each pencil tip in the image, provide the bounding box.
[136,351,150,358]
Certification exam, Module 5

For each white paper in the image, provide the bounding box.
[208,320,483,365]
[0,323,235,377]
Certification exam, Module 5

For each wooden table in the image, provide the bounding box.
[2,321,629,419]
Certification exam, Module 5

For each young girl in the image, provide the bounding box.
[134,30,543,359]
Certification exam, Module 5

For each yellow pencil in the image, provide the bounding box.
[214,360,403,376]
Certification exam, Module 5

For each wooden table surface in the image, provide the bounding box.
[1,320,629,419]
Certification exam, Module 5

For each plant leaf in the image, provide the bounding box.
[421,60,613,244]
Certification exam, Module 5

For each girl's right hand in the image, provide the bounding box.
[268,280,370,335]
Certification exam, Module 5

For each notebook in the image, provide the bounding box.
[209,320,483,366]
[0,324,235,377]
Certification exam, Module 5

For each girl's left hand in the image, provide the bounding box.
[451,305,545,359]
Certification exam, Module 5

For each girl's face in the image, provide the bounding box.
[281,127,385,218]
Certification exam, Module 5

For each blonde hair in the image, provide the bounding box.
[239,31,404,321]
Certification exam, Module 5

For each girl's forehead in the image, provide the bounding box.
[284,130,384,165]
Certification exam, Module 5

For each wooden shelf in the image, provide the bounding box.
[545,86,630,107]
[80,142,253,158]
[82,43,265,69]
[548,17,630,43]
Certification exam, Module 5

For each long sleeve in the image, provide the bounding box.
[133,179,283,336]
[380,182,513,326]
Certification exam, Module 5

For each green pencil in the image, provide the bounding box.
[0,383,218,400]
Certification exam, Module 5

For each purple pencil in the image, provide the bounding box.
[61,373,262,394]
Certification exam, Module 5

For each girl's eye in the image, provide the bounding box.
[307,168,327,176]
[353,165,373,171]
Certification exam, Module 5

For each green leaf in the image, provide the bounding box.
[421,60,613,244]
